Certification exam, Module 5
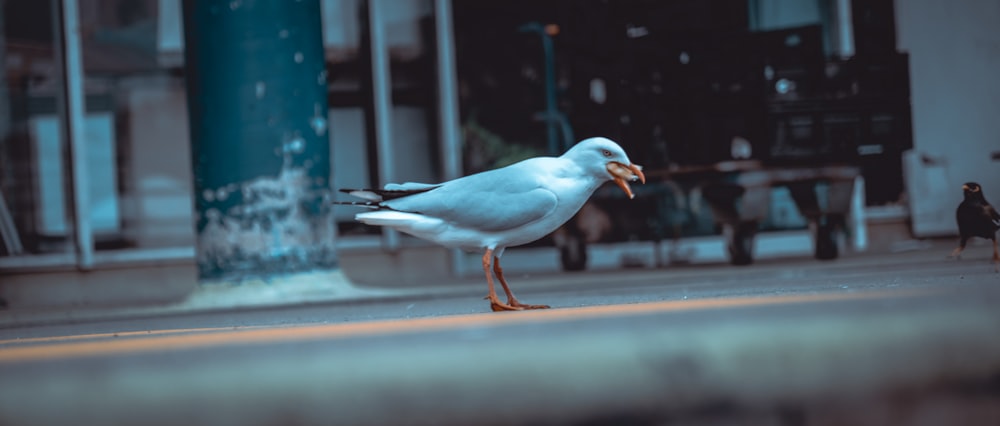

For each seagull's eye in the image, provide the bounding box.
[601,149,612,157]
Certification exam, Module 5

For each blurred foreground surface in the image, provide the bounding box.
[1,247,1000,426]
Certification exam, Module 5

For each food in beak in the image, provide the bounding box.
[607,162,646,199]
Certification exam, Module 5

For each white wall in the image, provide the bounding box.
[122,76,195,247]
[321,0,431,62]
[896,0,1000,236]
[30,113,119,236]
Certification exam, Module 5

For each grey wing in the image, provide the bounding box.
[383,166,557,232]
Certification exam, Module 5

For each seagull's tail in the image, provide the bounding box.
[354,211,424,227]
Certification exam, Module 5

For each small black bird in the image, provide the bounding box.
[950,182,1000,271]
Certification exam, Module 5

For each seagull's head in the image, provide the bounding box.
[563,137,646,199]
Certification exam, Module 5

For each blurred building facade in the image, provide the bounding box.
[0,0,449,271]
[0,1,998,297]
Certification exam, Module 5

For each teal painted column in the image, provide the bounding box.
[182,0,335,280]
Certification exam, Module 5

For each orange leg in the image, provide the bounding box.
[494,256,550,310]
[948,237,967,259]
[993,239,999,273]
[483,249,521,312]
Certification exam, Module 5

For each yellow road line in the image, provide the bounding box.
[0,288,936,364]
[0,326,262,346]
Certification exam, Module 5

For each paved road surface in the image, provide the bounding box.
[1,252,999,425]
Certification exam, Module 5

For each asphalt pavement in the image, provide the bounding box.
[1,241,1000,425]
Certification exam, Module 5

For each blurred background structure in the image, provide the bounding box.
[0,0,998,309]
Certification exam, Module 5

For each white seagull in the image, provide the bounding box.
[338,137,645,311]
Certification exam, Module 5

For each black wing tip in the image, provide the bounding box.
[332,201,405,212]
[332,201,380,208]
[338,186,439,201]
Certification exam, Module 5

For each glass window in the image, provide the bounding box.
[0,0,195,266]
[1,1,74,258]
[80,0,194,252]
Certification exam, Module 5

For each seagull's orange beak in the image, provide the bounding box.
[607,162,646,199]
